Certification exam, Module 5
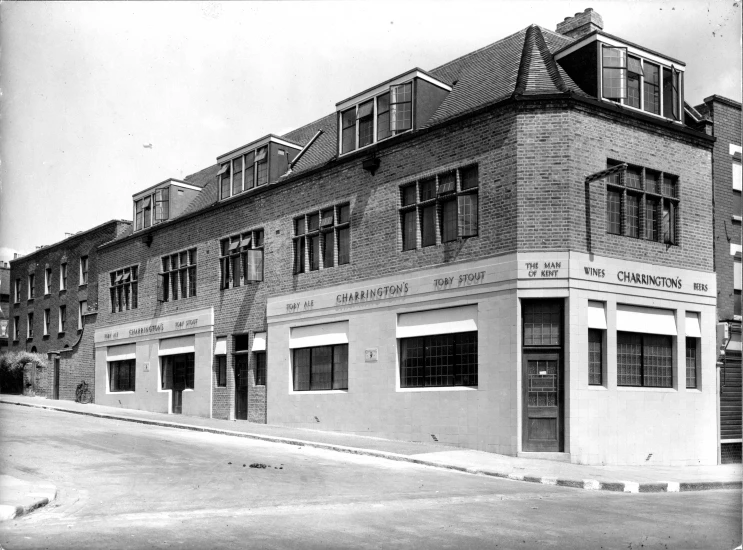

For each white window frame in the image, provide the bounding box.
[45,267,52,295]
[59,304,66,333]
[80,256,88,285]
[338,82,415,157]
[78,300,87,330]
[60,262,67,291]
[598,42,683,124]
[27,273,35,299]
[43,309,50,336]
[27,312,33,339]
[14,278,21,303]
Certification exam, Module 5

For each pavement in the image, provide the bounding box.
[1,393,740,520]
[0,475,57,522]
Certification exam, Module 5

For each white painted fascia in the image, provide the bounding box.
[217,135,302,164]
[555,34,686,72]
[336,69,452,112]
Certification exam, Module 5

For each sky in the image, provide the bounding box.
[0,1,740,264]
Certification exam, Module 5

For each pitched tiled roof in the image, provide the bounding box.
[176,22,706,226]
[425,25,582,127]
[171,25,582,219]
[281,113,337,174]
[180,163,219,216]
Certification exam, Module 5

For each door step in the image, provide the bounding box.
[517,452,571,462]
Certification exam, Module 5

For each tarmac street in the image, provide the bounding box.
[0,402,741,549]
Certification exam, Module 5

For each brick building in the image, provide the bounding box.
[0,263,9,349]
[91,8,721,465]
[696,95,742,463]
[7,220,131,400]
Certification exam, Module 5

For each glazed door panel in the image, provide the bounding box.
[522,354,562,452]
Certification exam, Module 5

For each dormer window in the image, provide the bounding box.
[336,69,451,156]
[600,45,680,121]
[133,179,201,231]
[340,83,416,155]
[218,136,300,201]
[555,36,683,124]
[601,46,626,100]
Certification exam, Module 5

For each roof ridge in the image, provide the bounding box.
[514,25,536,96]
[533,26,569,93]
[536,25,575,43]
[429,26,531,76]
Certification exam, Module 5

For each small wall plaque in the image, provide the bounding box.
[143,362,150,372]
[364,348,378,362]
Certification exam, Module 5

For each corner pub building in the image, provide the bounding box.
[92,9,719,465]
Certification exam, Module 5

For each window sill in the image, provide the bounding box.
[59,289,67,295]
[616,386,676,392]
[402,236,478,252]
[44,293,51,298]
[607,233,678,247]
[27,298,34,304]
[733,215,741,223]
[338,130,408,158]
[58,332,65,337]
[289,389,348,395]
[108,390,135,395]
[586,385,608,390]
[26,338,33,342]
[599,98,683,125]
[42,334,50,340]
[397,386,477,393]
[685,388,702,393]
[79,284,88,289]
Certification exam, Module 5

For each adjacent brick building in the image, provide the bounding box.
[7,220,131,400]
[696,95,742,463]
[0,263,9,349]
[87,9,724,466]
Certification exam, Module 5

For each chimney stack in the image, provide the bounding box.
[556,8,603,39]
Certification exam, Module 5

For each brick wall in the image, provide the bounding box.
[96,97,713,422]
[700,98,742,321]
[516,99,713,270]
[6,220,130,401]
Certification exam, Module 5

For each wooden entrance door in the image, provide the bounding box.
[52,358,60,400]
[235,356,249,420]
[172,356,187,414]
[522,353,562,452]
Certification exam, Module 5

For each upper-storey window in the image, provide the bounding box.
[27,273,35,299]
[219,229,264,289]
[606,161,678,245]
[60,262,67,291]
[110,265,138,313]
[340,83,414,155]
[336,71,451,156]
[14,278,21,303]
[219,147,271,201]
[599,45,681,122]
[80,256,89,285]
[135,187,170,231]
[294,204,350,274]
[45,267,52,295]
[160,249,197,302]
[601,46,626,100]
[399,165,479,251]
